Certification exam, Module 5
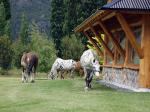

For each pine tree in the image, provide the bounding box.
[0,2,6,36]
[50,0,64,57]
[1,0,11,20]
[76,0,106,45]
[62,0,106,38]
[4,20,11,38]
[0,35,13,69]
[63,0,77,36]
[30,22,57,72]
[76,0,106,25]
[19,13,30,45]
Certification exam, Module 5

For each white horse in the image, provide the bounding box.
[80,49,100,90]
[48,58,76,79]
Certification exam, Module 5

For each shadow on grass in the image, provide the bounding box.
[93,85,115,92]
[92,80,115,92]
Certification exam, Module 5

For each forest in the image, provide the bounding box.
[0,0,106,73]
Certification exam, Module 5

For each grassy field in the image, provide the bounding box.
[0,71,150,112]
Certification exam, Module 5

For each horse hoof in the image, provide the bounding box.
[89,85,92,89]
[84,87,89,92]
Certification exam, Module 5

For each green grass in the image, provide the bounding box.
[0,72,150,112]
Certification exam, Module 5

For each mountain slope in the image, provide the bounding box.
[10,0,51,39]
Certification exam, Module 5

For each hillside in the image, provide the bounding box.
[10,0,51,39]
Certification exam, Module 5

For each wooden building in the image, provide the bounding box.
[74,0,150,89]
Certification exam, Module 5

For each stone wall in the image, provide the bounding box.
[102,67,139,89]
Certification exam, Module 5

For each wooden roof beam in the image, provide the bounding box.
[74,11,112,33]
[84,31,104,58]
[98,20,126,58]
[101,11,116,21]
[90,26,114,60]
[84,27,90,32]
[116,13,143,59]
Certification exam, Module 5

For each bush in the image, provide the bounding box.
[61,34,84,60]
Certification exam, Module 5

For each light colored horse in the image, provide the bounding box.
[48,58,76,79]
[80,49,100,90]
[21,52,38,83]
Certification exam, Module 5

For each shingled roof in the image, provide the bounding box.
[101,0,150,11]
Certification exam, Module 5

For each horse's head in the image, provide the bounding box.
[48,67,57,80]
[91,58,100,77]
[72,60,77,69]
[48,71,54,80]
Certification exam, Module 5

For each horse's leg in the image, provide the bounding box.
[85,75,89,90]
[27,62,35,83]
[22,67,29,83]
[83,67,87,79]
[30,72,35,83]
[26,63,32,83]
[22,71,26,83]
[30,73,34,83]
[70,69,74,79]
[84,69,93,90]
[52,69,57,80]
[48,69,54,80]
[31,66,36,83]
[88,72,93,88]
[70,69,73,78]
[49,69,56,80]
[60,71,65,79]
[23,69,28,83]
[84,68,89,90]
[22,68,25,83]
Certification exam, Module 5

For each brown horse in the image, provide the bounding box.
[21,52,38,83]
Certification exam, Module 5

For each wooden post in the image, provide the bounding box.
[104,36,108,65]
[84,31,104,58]
[124,39,129,67]
[139,14,150,88]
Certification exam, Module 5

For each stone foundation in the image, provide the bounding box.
[102,67,139,89]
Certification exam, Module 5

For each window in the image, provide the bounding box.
[106,39,114,64]
[129,26,142,64]
[116,31,125,64]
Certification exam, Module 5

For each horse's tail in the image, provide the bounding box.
[27,55,38,75]
[27,63,33,75]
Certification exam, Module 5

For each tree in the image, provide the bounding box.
[50,0,64,57]
[4,20,11,38]
[61,34,84,60]
[0,0,11,20]
[0,35,13,69]
[63,0,77,36]
[30,22,57,72]
[11,14,30,68]
[0,2,6,36]
[75,0,106,45]
[19,13,30,45]
[76,0,106,25]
